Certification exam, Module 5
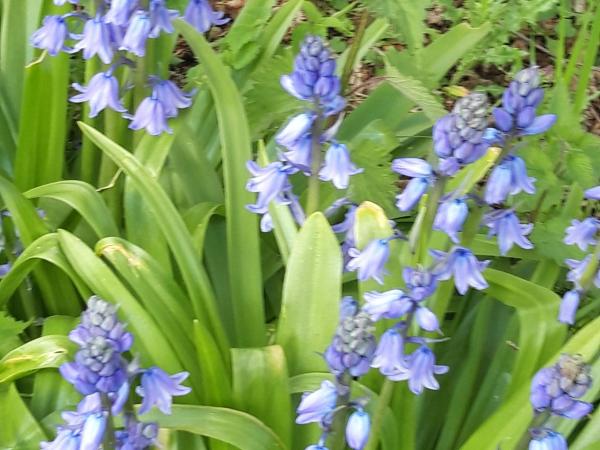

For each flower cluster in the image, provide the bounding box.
[31,0,228,135]
[559,185,600,324]
[527,354,593,448]
[42,296,191,449]
[246,35,361,225]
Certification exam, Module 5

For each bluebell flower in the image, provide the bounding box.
[54,0,79,4]
[387,345,448,395]
[325,306,376,377]
[396,177,432,211]
[73,15,114,64]
[391,158,433,178]
[276,113,315,157]
[345,410,370,450]
[528,429,567,450]
[40,428,81,450]
[246,161,297,214]
[296,380,337,424]
[71,70,127,118]
[564,217,600,251]
[31,15,69,56]
[150,77,193,117]
[433,197,469,243]
[55,394,106,450]
[484,209,533,255]
[137,367,191,415]
[403,267,437,301]
[346,238,391,284]
[485,155,536,205]
[432,247,489,295]
[493,67,556,136]
[116,416,159,450]
[80,412,108,450]
[530,354,593,419]
[105,0,137,26]
[280,35,344,114]
[0,263,11,277]
[565,255,600,290]
[319,142,363,189]
[260,212,273,232]
[149,0,179,37]
[559,290,580,325]
[282,135,312,171]
[584,185,600,200]
[184,0,229,33]
[306,446,329,450]
[120,10,152,57]
[371,327,406,375]
[363,290,412,321]
[433,93,489,175]
[127,94,172,135]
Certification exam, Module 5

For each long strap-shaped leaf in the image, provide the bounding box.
[77,122,229,355]
[176,19,265,347]
[140,405,288,450]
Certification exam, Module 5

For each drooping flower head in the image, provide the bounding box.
[246,161,298,214]
[70,70,127,118]
[386,345,449,395]
[530,354,593,419]
[345,410,370,450]
[184,0,229,33]
[433,92,489,175]
[296,380,338,425]
[484,209,533,255]
[31,15,70,56]
[392,158,434,211]
[73,14,114,64]
[564,217,600,251]
[528,428,567,450]
[431,247,489,295]
[120,10,152,57]
[433,196,469,243]
[346,238,392,284]
[485,155,536,205]
[137,367,191,415]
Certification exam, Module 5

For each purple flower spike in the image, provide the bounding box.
[246,161,297,214]
[371,327,406,375]
[564,217,600,251]
[184,0,229,33]
[296,380,337,424]
[105,0,137,26]
[484,209,533,255]
[387,345,448,395]
[73,15,114,64]
[432,247,489,295]
[345,410,370,450]
[120,10,151,57]
[396,177,431,211]
[137,367,191,415]
[31,15,69,56]
[127,95,172,136]
[319,142,363,189]
[346,238,391,284]
[71,71,126,118]
[433,197,469,243]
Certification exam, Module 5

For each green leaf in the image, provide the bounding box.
[232,346,292,448]
[0,311,28,344]
[25,180,119,238]
[275,213,342,375]
[222,0,276,69]
[176,19,266,347]
[77,122,229,354]
[383,58,447,122]
[0,335,75,384]
[0,384,47,448]
[139,405,288,450]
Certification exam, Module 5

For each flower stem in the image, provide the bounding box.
[306,110,324,215]
[341,8,370,91]
[414,176,447,263]
[329,373,352,450]
[364,378,395,450]
[514,411,550,450]
[101,394,116,450]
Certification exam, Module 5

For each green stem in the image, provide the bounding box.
[514,412,550,450]
[101,394,116,450]
[305,110,324,215]
[329,373,352,450]
[573,3,600,114]
[364,378,395,450]
[414,176,447,263]
[340,9,370,91]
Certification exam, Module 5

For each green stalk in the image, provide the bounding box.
[340,9,370,91]
[329,373,352,450]
[414,176,447,263]
[305,108,324,215]
[514,412,550,450]
[573,3,600,114]
[364,378,394,450]
[101,394,116,450]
